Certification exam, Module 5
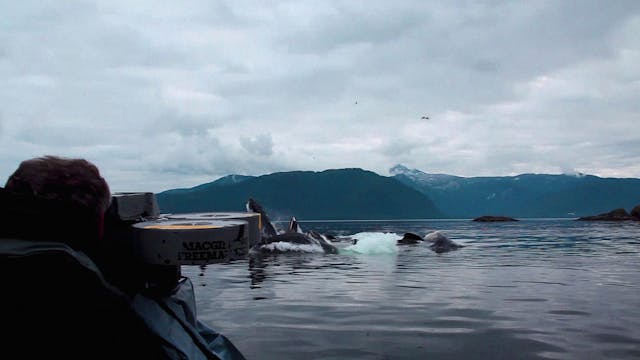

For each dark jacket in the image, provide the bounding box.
[0,188,245,360]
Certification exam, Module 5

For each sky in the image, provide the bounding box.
[1,1,639,193]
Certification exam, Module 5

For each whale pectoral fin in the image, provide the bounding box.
[247,198,279,238]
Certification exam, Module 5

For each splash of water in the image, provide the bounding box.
[257,241,325,253]
[342,232,399,255]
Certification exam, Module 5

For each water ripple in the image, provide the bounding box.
[184,219,640,360]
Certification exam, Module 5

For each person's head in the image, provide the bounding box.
[4,155,111,243]
[5,155,111,212]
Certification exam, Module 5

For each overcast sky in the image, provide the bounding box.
[1,1,639,193]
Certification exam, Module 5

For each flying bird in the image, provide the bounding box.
[421,115,429,120]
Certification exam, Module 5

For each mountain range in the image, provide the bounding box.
[155,165,640,219]
[156,168,444,220]
[389,165,640,218]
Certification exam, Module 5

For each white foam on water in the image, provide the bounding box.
[259,241,325,253]
[343,232,399,254]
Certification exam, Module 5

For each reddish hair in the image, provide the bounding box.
[5,155,111,214]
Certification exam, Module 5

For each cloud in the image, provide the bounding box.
[151,111,220,137]
[240,134,274,156]
[0,1,639,192]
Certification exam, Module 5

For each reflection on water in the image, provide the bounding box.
[186,219,640,360]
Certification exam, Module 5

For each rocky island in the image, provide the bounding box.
[472,215,519,222]
[577,206,640,221]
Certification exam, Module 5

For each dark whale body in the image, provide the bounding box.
[398,232,423,244]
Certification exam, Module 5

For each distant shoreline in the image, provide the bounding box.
[275,217,580,223]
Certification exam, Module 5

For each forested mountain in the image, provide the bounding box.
[157,165,640,219]
[390,164,640,218]
[157,168,444,220]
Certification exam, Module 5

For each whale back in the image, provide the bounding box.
[425,231,463,253]
[398,232,423,244]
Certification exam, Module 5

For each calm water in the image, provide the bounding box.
[183,219,640,359]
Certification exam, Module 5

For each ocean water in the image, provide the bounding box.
[183,219,640,359]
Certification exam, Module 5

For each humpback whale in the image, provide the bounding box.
[398,231,463,253]
[424,231,463,253]
[246,198,339,254]
[398,232,424,244]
